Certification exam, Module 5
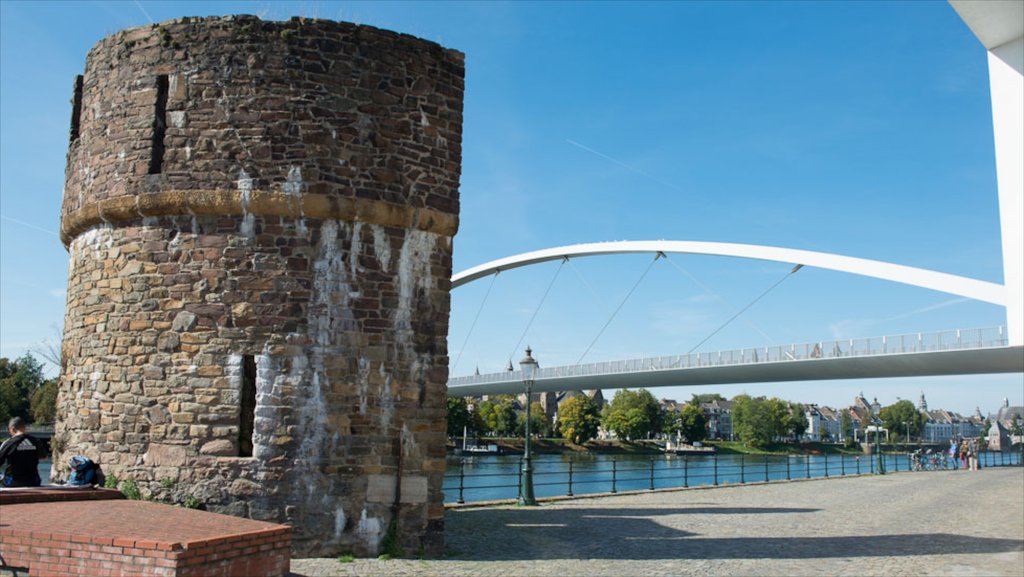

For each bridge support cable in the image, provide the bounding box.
[686,264,804,355]
[661,254,776,346]
[566,258,609,310]
[505,257,568,367]
[452,271,500,374]
[575,252,663,365]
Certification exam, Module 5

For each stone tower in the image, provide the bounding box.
[55,16,463,557]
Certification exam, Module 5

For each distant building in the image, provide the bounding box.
[700,399,734,440]
[988,421,1011,451]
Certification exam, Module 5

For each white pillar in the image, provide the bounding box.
[950,1,1024,346]
[989,37,1024,346]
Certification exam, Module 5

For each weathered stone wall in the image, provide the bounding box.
[55,15,463,557]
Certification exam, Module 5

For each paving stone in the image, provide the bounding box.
[290,467,1024,576]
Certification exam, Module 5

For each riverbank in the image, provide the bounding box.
[449,438,913,456]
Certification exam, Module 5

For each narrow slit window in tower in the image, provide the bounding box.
[69,75,84,144]
[239,354,257,457]
[148,74,169,174]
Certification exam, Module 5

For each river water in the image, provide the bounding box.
[443,450,1022,503]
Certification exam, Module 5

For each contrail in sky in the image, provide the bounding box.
[134,0,154,23]
[1,215,58,236]
[565,139,682,192]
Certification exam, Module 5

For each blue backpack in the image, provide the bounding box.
[68,455,101,486]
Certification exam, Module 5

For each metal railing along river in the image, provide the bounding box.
[443,448,1024,504]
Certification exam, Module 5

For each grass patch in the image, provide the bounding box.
[707,441,864,456]
[337,554,354,564]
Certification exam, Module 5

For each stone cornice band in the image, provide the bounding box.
[60,189,459,247]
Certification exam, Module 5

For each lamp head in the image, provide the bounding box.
[519,346,539,382]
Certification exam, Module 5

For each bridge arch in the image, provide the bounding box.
[451,240,1006,306]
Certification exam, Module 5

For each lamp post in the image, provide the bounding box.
[874,418,886,475]
[518,346,539,506]
[903,421,910,448]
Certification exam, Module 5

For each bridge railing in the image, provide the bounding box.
[449,325,1008,386]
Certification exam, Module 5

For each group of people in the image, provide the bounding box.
[949,437,981,471]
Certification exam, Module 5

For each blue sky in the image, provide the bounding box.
[1,1,1020,416]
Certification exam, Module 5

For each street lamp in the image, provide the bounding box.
[903,421,910,448]
[871,416,886,475]
[518,346,539,506]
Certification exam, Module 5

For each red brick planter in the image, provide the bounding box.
[0,490,290,577]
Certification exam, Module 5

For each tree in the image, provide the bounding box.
[477,398,518,437]
[675,404,708,443]
[30,379,58,424]
[840,411,854,445]
[878,399,925,440]
[446,396,472,439]
[731,395,795,448]
[602,389,663,441]
[517,402,552,438]
[690,393,725,405]
[787,403,808,440]
[0,354,48,424]
[558,395,601,444]
[731,395,769,448]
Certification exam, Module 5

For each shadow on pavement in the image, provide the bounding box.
[446,506,1023,561]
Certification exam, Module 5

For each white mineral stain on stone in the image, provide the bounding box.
[356,509,383,554]
[237,169,255,238]
[168,111,186,129]
[394,229,435,337]
[291,220,351,500]
[379,363,393,431]
[284,166,303,195]
[350,222,363,280]
[357,357,370,416]
[372,225,391,272]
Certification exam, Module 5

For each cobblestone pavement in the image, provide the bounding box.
[290,467,1024,577]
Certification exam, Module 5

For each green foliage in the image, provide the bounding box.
[690,393,725,405]
[878,399,925,439]
[476,397,518,437]
[337,554,354,563]
[104,474,119,489]
[558,395,601,444]
[119,478,142,500]
[601,389,662,441]
[787,403,808,440]
[182,495,202,509]
[0,355,48,424]
[673,404,708,443]
[446,396,473,438]
[160,478,175,489]
[380,518,404,558]
[839,411,854,442]
[731,395,794,448]
[30,379,58,423]
[516,402,552,438]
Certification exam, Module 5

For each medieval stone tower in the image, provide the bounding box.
[55,16,463,557]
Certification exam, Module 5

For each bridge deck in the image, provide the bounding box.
[448,326,1023,396]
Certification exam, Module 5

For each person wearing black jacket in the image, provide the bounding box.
[0,416,42,487]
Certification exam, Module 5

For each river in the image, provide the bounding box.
[443,450,1022,503]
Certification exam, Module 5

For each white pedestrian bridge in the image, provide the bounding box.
[447,326,1023,397]
[445,239,1024,397]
